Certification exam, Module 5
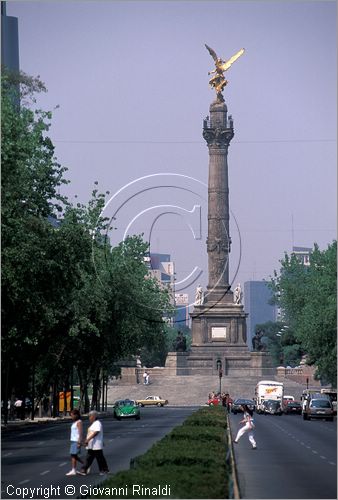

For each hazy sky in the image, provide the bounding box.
[8,1,336,306]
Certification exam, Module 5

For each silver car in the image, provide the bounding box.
[303,398,334,421]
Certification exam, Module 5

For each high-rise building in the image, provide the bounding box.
[1,2,20,108]
[1,3,19,72]
[244,281,277,350]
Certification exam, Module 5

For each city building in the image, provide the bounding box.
[244,281,277,350]
[291,246,312,266]
[1,2,20,107]
[174,293,189,327]
[146,253,190,327]
[1,3,19,72]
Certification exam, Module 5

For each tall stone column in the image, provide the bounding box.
[203,97,234,304]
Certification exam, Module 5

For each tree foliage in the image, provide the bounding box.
[1,71,172,419]
[269,242,337,386]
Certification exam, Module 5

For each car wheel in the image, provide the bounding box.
[135,415,140,420]
[157,402,162,407]
[303,414,307,420]
[117,417,121,421]
[138,403,143,407]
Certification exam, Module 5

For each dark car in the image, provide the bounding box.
[231,398,255,414]
[263,400,283,415]
[284,401,302,415]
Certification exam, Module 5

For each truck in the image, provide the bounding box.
[254,380,284,414]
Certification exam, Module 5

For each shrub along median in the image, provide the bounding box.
[91,406,230,499]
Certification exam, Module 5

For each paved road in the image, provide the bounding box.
[1,407,198,499]
[229,412,337,499]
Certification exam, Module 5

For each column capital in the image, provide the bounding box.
[203,126,234,147]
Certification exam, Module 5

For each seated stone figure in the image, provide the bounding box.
[174,332,187,352]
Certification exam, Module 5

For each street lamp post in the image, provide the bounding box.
[216,359,222,395]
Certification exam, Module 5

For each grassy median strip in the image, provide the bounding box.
[91,406,230,499]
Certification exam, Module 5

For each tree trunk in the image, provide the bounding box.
[31,364,35,420]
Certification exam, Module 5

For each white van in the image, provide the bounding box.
[255,380,284,413]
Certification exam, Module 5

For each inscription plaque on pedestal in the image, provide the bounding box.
[211,327,227,340]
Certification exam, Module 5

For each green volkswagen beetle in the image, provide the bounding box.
[113,399,140,420]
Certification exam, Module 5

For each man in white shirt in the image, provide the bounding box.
[78,411,109,475]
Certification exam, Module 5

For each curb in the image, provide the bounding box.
[1,411,112,432]
[225,410,241,499]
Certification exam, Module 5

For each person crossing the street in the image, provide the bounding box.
[78,410,109,475]
[66,409,84,476]
[233,404,257,449]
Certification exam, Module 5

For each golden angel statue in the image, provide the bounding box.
[205,44,245,97]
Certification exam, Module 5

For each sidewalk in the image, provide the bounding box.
[1,411,112,431]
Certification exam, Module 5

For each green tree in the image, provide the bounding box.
[1,71,69,421]
[2,71,173,420]
[270,242,337,386]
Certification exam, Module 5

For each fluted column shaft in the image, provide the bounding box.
[203,99,234,295]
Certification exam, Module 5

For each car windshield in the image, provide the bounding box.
[310,400,331,408]
[288,402,301,407]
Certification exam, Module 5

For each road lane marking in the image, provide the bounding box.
[40,470,50,476]
[300,442,305,445]
[37,441,45,445]
[3,452,13,457]
[59,462,67,467]
[312,450,318,454]
[306,445,311,449]
[320,455,327,459]
[19,480,30,485]
[329,462,336,466]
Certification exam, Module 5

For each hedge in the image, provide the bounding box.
[91,406,230,499]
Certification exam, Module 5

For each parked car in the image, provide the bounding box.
[303,398,334,421]
[135,396,168,407]
[113,399,140,420]
[263,400,283,415]
[231,399,255,414]
[284,401,302,415]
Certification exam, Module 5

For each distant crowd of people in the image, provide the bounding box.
[208,391,233,410]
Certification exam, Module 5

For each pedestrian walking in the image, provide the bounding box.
[143,371,147,385]
[145,373,150,385]
[233,404,257,449]
[78,410,109,476]
[66,409,84,476]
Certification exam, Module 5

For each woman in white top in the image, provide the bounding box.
[66,409,83,475]
[234,404,257,449]
[78,410,109,475]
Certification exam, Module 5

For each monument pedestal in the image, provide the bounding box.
[187,299,252,376]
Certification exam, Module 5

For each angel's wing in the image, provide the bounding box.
[205,44,218,63]
[220,48,245,71]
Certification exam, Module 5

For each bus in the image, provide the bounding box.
[254,380,284,413]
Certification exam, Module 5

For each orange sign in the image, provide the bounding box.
[265,387,278,394]
[59,391,71,412]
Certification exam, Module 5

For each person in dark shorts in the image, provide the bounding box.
[66,409,84,475]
